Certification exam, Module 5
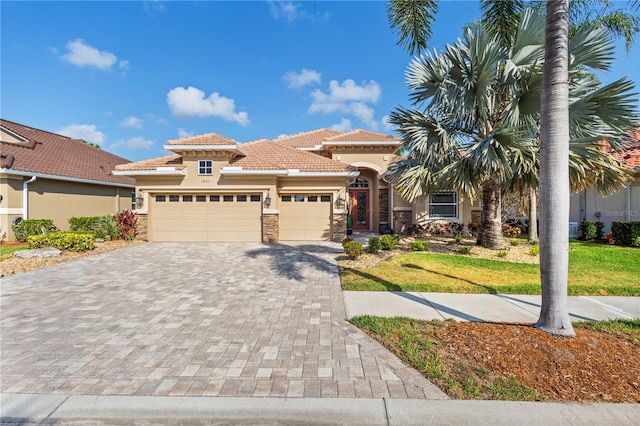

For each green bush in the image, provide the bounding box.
[368,237,382,254]
[27,232,94,252]
[530,246,540,256]
[380,234,400,250]
[69,215,120,240]
[611,222,640,247]
[12,219,57,242]
[510,240,520,247]
[579,221,604,241]
[343,240,365,259]
[458,246,472,255]
[409,240,428,251]
[497,250,509,258]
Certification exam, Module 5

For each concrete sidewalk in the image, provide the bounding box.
[3,393,639,425]
[343,292,640,322]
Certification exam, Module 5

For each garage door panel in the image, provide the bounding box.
[279,194,332,241]
[150,194,261,242]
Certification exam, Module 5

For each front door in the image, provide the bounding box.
[350,189,369,231]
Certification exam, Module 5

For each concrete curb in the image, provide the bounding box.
[2,394,639,425]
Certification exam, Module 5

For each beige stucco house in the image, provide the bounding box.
[114,129,478,242]
[0,119,136,241]
[569,132,640,236]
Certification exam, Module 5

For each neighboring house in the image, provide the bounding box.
[0,119,136,241]
[569,130,640,236]
[114,129,478,242]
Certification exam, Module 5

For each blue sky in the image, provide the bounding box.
[2,1,638,162]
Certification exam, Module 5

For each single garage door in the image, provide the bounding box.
[279,194,332,241]
[150,194,262,242]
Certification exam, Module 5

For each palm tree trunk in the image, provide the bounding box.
[478,178,505,249]
[529,187,538,241]
[535,0,575,337]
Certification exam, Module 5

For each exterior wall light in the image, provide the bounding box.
[136,191,144,209]
[335,194,345,209]
[264,193,272,208]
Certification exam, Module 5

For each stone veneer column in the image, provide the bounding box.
[135,213,148,241]
[262,213,279,243]
[333,212,347,242]
[378,189,389,223]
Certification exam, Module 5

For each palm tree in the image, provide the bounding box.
[387,10,637,251]
[536,0,575,336]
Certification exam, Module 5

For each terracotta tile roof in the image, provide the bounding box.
[0,119,135,186]
[608,128,640,170]
[324,129,400,143]
[166,132,236,146]
[114,154,185,171]
[274,129,341,148]
[230,140,354,172]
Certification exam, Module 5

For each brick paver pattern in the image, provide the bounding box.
[1,242,446,399]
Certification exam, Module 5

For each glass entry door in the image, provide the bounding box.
[349,189,369,230]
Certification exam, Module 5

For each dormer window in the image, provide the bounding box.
[198,160,213,175]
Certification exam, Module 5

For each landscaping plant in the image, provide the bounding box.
[368,237,382,254]
[343,240,364,260]
[115,210,137,240]
[409,240,428,251]
[12,219,58,242]
[379,234,400,250]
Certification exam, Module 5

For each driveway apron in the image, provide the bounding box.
[1,242,445,399]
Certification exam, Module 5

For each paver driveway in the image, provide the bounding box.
[1,242,445,399]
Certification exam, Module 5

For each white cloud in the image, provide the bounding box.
[309,79,382,129]
[57,124,107,145]
[381,115,395,132]
[268,1,301,22]
[283,68,321,89]
[166,86,250,126]
[111,137,155,150]
[331,118,353,132]
[177,128,194,138]
[144,0,166,13]
[119,60,129,70]
[61,39,126,71]
[120,116,143,129]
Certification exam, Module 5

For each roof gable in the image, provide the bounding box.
[274,129,341,149]
[166,132,236,146]
[0,119,135,186]
[325,129,400,143]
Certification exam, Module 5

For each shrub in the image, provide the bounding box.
[528,239,538,246]
[467,222,482,237]
[530,246,540,256]
[458,246,472,255]
[611,222,640,247]
[342,237,354,245]
[409,240,428,251]
[579,221,604,241]
[368,237,382,254]
[12,219,58,242]
[454,235,463,243]
[28,232,94,252]
[115,210,137,240]
[510,240,520,247]
[379,234,400,250]
[69,215,120,240]
[502,225,522,237]
[497,250,509,258]
[343,240,364,259]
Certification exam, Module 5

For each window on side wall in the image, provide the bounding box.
[198,160,213,175]
[428,192,458,218]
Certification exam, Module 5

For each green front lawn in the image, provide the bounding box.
[341,241,640,296]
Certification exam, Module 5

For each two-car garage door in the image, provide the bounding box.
[149,192,333,242]
[150,194,262,242]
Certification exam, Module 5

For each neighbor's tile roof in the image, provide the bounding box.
[325,129,401,142]
[274,129,342,148]
[166,132,236,146]
[0,119,135,186]
[230,140,354,172]
[114,154,185,171]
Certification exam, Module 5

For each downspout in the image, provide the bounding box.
[390,189,394,232]
[626,185,632,221]
[23,176,36,220]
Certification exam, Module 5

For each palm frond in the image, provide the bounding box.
[387,0,439,55]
